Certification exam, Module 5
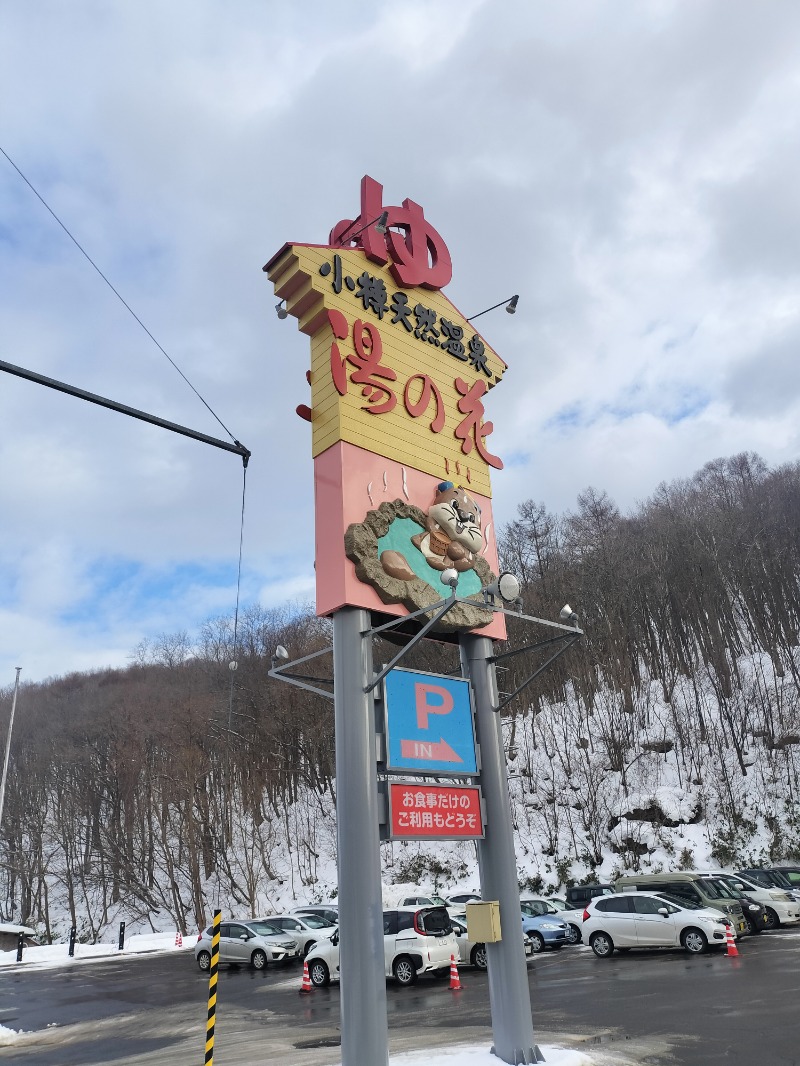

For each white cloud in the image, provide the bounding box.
[1,0,800,679]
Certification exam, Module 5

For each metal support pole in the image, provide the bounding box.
[118,921,126,951]
[461,633,541,1065]
[68,926,76,957]
[16,931,23,962]
[333,607,389,1066]
[0,667,22,831]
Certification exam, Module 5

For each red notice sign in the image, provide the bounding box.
[388,782,483,840]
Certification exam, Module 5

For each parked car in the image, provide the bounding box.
[557,906,590,945]
[264,913,337,956]
[195,919,299,971]
[398,894,449,908]
[564,884,615,910]
[690,873,768,935]
[771,866,800,890]
[520,910,570,952]
[614,873,748,936]
[582,891,732,957]
[547,897,567,911]
[698,872,799,932]
[520,897,562,917]
[445,892,482,909]
[449,913,533,970]
[305,906,457,987]
[737,868,800,904]
[291,904,340,924]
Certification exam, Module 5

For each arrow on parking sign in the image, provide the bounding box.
[400,737,463,763]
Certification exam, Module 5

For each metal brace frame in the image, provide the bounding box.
[268,592,583,710]
[268,645,335,701]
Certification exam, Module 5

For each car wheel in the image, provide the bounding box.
[251,949,268,970]
[303,939,317,957]
[197,950,211,972]
[309,959,330,987]
[471,944,488,970]
[681,928,708,954]
[392,955,418,986]
[566,923,582,945]
[744,914,761,935]
[528,932,545,954]
[589,932,614,958]
[763,907,780,930]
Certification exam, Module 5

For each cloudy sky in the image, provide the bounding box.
[1,0,799,683]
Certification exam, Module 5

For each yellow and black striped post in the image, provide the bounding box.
[205,909,221,1065]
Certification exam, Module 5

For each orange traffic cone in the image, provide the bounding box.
[175,931,183,948]
[299,959,312,994]
[725,923,739,957]
[449,953,462,990]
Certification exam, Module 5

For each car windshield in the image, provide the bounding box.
[419,907,452,935]
[701,879,736,900]
[300,914,334,928]
[716,878,746,899]
[521,900,556,916]
[656,892,703,911]
[246,922,282,937]
[428,896,448,907]
[708,874,738,899]
[548,899,566,910]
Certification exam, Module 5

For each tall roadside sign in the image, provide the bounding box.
[265,175,540,1066]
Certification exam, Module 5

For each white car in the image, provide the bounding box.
[305,905,457,987]
[582,891,733,957]
[449,913,534,969]
[445,892,482,912]
[262,914,337,956]
[557,906,588,945]
[398,894,449,908]
[700,872,800,929]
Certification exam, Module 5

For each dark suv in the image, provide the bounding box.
[565,884,615,910]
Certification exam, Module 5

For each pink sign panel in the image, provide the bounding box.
[387,782,483,840]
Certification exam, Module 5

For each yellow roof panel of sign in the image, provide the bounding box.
[267,244,507,498]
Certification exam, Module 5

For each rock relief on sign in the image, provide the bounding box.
[344,482,495,631]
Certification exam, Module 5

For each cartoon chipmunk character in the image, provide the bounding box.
[380,482,483,581]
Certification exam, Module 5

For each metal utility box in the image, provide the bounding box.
[466,901,502,942]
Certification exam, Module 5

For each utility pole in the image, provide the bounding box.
[0,667,22,830]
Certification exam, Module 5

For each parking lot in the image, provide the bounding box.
[2,926,800,1065]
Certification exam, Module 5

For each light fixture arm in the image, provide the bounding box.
[466,294,519,321]
[493,635,581,713]
[336,211,389,246]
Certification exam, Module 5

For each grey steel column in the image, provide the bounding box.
[461,632,539,1065]
[333,607,389,1066]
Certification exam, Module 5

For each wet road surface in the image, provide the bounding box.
[1,929,799,1064]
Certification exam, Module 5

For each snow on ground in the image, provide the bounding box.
[0,931,192,970]
[333,1046,590,1065]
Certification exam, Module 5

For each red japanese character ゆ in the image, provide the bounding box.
[329,175,452,291]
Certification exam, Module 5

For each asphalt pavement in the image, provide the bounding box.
[1,930,799,1065]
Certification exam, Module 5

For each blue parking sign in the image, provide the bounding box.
[384,668,477,775]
